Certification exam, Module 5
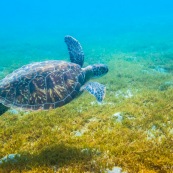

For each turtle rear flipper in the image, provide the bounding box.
[81,82,106,102]
[65,35,84,67]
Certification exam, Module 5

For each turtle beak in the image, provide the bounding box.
[98,64,108,76]
[104,65,109,74]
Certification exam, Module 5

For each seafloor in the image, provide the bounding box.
[0,35,173,173]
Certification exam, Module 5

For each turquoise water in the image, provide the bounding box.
[0,0,173,72]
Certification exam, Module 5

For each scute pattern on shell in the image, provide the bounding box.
[0,60,85,110]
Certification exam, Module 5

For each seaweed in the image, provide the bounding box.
[0,51,173,172]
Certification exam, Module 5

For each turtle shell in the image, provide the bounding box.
[0,60,85,110]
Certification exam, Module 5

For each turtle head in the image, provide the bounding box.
[91,64,109,78]
[83,64,108,82]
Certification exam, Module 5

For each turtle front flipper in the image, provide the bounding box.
[64,35,84,67]
[81,82,106,102]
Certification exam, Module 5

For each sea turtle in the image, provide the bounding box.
[0,36,108,110]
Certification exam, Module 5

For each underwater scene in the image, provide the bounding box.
[0,0,173,172]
